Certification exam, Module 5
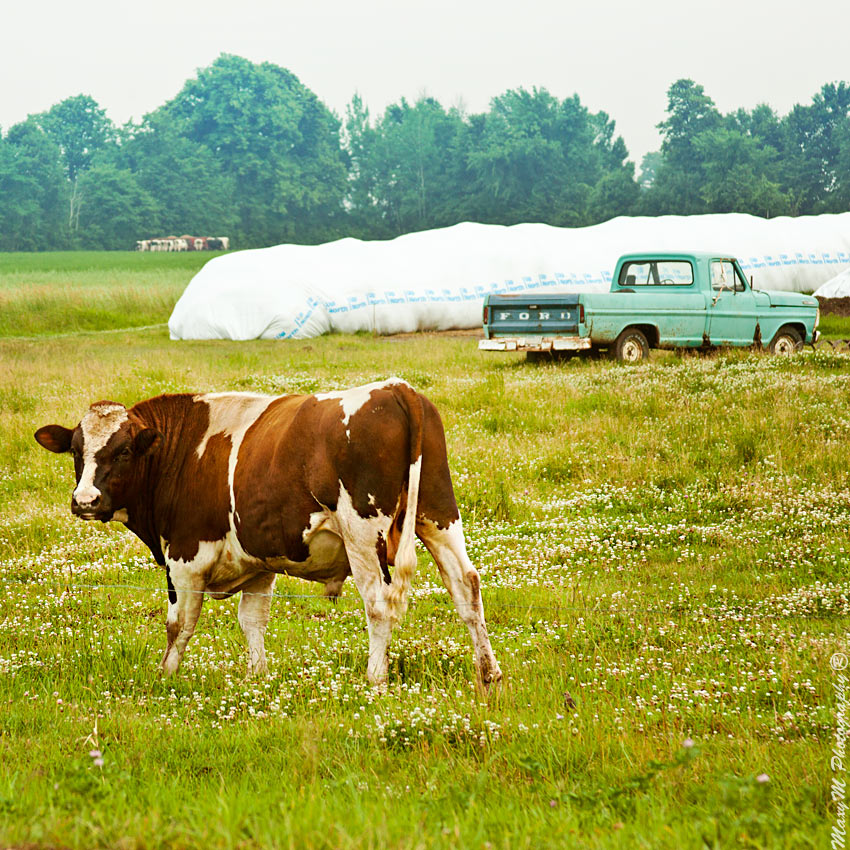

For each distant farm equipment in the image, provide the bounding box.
[135,236,230,252]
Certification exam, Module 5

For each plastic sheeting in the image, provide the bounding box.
[168,213,850,340]
[814,267,850,298]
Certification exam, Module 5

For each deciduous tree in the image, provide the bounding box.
[159,54,347,246]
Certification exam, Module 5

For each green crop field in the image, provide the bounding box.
[0,253,847,849]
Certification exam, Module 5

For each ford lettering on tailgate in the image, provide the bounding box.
[486,293,581,337]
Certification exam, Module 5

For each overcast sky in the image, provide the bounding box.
[2,0,848,164]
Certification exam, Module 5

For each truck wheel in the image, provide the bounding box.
[769,325,803,356]
[611,328,650,363]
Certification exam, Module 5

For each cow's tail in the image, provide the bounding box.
[384,382,424,617]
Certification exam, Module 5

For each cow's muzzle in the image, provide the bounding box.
[72,494,104,520]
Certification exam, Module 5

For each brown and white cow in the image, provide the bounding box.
[35,380,501,686]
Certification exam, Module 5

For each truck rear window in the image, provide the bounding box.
[618,261,694,287]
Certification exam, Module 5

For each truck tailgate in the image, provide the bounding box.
[484,293,581,338]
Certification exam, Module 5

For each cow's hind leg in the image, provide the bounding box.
[418,518,502,685]
[336,524,397,685]
[161,570,206,675]
[345,542,395,685]
[238,573,276,676]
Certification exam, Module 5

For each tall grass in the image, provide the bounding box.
[0,251,216,337]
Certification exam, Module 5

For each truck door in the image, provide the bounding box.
[707,260,758,346]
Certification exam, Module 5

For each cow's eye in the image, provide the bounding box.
[117,447,132,459]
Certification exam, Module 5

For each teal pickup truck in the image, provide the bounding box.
[479,251,821,362]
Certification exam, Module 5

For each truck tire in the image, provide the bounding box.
[769,325,803,356]
[611,328,650,363]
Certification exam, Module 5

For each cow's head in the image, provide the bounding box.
[35,401,161,522]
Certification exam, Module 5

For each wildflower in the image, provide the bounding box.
[682,738,694,749]
[756,773,769,783]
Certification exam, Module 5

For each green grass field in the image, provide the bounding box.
[0,251,218,337]
[0,254,847,849]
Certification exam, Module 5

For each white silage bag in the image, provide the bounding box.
[168,213,850,340]
[814,267,850,298]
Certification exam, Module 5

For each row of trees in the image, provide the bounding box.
[1,54,849,251]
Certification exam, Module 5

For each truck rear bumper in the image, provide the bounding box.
[479,337,592,352]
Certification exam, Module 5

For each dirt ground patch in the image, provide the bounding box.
[385,327,484,341]
[817,296,850,317]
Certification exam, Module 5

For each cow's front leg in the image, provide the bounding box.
[238,573,276,676]
[161,571,206,675]
[363,601,393,685]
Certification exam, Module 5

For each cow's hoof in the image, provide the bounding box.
[478,661,503,687]
[160,651,180,676]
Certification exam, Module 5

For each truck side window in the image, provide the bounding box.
[711,261,746,292]
[656,261,694,285]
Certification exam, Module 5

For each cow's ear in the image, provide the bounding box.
[133,428,162,456]
[35,425,74,454]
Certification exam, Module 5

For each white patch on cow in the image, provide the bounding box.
[314,377,408,437]
[194,392,274,459]
[74,403,128,507]
[111,509,129,523]
[193,392,276,543]
[161,533,263,597]
[333,481,393,616]
[162,538,224,574]
[166,597,177,626]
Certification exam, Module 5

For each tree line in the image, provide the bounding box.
[1,54,848,252]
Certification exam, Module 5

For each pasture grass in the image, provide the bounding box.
[0,254,847,848]
[0,251,218,337]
